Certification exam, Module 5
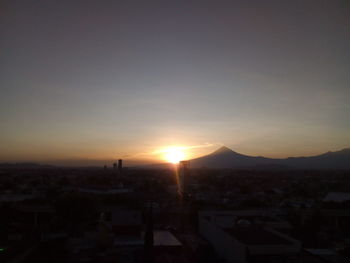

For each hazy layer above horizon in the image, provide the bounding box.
[1,0,350,165]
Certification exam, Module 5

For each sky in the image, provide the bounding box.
[1,0,350,165]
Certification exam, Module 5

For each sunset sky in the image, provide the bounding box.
[1,0,349,165]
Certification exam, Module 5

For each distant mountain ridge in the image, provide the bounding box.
[189,146,350,169]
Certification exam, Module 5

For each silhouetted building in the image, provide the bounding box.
[178,161,189,198]
[118,159,123,173]
[144,205,154,263]
[199,213,301,263]
[98,207,143,247]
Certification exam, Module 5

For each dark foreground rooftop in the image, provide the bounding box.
[224,227,293,245]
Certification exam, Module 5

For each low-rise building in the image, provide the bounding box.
[199,211,301,263]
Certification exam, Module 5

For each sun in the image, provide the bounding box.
[164,148,185,164]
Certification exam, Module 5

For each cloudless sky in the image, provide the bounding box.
[1,0,350,165]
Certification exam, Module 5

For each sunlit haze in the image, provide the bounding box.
[163,147,186,164]
[1,0,349,166]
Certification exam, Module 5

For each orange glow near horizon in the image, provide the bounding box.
[164,147,185,164]
[154,144,215,164]
[157,146,187,164]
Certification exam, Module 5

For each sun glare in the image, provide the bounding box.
[164,148,185,164]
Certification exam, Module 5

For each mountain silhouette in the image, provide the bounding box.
[190,146,350,169]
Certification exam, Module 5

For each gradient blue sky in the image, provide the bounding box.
[1,0,349,165]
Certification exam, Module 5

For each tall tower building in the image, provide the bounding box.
[178,160,190,198]
[118,159,123,173]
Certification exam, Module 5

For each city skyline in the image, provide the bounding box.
[1,1,350,165]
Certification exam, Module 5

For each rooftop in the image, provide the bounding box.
[224,227,293,245]
[324,192,350,202]
[153,231,182,247]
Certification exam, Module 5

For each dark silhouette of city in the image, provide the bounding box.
[1,149,350,262]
